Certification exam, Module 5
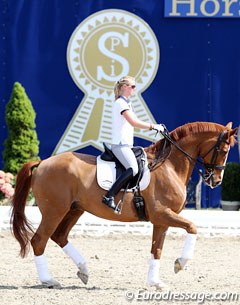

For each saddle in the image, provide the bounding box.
[97,143,149,221]
[97,143,150,193]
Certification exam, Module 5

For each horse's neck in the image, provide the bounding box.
[167,138,200,184]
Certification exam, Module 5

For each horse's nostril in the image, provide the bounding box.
[213,179,221,187]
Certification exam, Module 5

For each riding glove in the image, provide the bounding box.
[152,124,165,133]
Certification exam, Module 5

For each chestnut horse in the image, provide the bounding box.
[11,122,237,289]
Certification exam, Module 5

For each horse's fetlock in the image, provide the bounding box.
[187,223,197,234]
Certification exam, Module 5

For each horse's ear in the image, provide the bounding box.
[226,122,232,129]
[230,127,238,136]
[228,127,238,146]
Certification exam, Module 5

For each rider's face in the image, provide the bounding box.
[121,83,136,98]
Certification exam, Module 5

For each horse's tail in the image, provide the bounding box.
[10,160,41,258]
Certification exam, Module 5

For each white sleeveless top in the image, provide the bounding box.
[112,96,135,146]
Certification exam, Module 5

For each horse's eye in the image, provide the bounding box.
[220,150,228,156]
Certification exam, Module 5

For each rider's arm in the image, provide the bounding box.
[122,110,152,130]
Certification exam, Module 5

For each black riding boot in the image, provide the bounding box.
[102,168,134,213]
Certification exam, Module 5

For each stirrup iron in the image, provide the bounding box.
[102,196,121,213]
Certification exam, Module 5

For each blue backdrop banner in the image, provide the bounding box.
[1,0,240,208]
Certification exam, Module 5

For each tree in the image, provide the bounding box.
[3,82,40,174]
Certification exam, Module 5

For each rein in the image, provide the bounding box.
[150,128,229,185]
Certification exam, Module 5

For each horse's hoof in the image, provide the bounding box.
[174,258,188,273]
[174,258,183,273]
[77,262,89,285]
[41,279,61,289]
[148,280,169,291]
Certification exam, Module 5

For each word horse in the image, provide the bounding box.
[11,122,237,289]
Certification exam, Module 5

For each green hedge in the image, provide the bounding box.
[3,82,40,174]
[221,162,240,201]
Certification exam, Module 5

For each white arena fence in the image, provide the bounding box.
[0,206,239,236]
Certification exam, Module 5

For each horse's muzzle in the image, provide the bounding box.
[203,171,222,188]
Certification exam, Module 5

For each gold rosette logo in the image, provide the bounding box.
[54,9,160,154]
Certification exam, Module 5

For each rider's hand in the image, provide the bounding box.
[152,124,165,133]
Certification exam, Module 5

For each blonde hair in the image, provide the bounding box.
[114,76,135,100]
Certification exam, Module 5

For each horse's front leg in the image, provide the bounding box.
[149,206,197,277]
[174,233,197,273]
[147,225,169,290]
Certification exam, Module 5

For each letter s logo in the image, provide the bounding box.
[97,32,129,81]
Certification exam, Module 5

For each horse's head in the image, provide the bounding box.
[146,121,238,188]
[199,122,238,188]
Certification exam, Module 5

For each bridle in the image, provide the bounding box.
[199,130,229,184]
[151,128,230,186]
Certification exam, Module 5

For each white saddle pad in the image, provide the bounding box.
[96,155,151,191]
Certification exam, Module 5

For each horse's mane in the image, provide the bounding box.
[170,122,224,142]
[145,122,229,156]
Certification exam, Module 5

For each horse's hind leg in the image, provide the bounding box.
[147,225,169,290]
[31,205,69,288]
[51,202,88,285]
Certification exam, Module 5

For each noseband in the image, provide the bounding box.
[157,129,230,185]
